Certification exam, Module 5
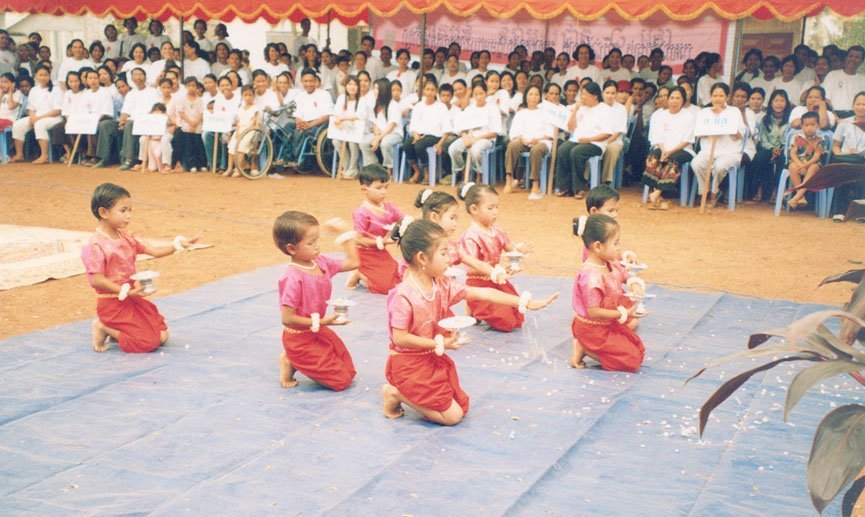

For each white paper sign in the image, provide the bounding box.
[541,102,571,131]
[327,116,364,144]
[65,114,100,135]
[202,112,234,133]
[454,108,485,133]
[132,114,168,136]
[694,109,739,137]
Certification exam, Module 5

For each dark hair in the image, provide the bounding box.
[586,184,620,212]
[573,44,596,61]
[749,86,765,100]
[602,79,618,92]
[32,64,53,91]
[521,85,543,108]
[273,211,318,254]
[392,219,446,264]
[438,83,453,95]
[91,183,131,219]
[630,77,646,88]
[763,89,791,130]
[128,42,147,61]
[581,81,602,102]
[396,48,410,60]
[544,82,561,96]
[373,78,393,118]
[781,55,801,75]
[573,214,619,248]
[183,76,201,89]
[89,41,105,56]
[710,82,730,96]
[0,72,14,83]
[800,111,820,124]
[762,55,781,70]
[414,189,458,218]
[359,164,390,186]
[457,183,497,214]
[667,86,687,104]
[151,102,167,113]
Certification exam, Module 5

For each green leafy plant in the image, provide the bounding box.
[686,268,865,513]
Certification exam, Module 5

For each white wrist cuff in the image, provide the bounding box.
[334,231,357,245]
[490,264,507,284]
[310,313,320,333]
[617,306,628,324]
[173,235,187,253]
[621,250,636,262]
[118,283,131,301]
[376,236,384,250]
[518,291,532,314]
[434,334,445,356]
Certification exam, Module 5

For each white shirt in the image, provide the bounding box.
[253,89,280,111]
[608,102,628,143]
[211,62,230,77]
[213,37,232,50]
[574,65,600,84]
[777,77,806,105]
[465,69,490,84]
[365,55,385,82]
[458,102,502,138]
[212,93,240,126]
[369,100,403,136]
[262,62,289,80]
[409,100,450,137]
[387,69,417,95]
[146,35,170,51]
[121,61,155,86]
[600,68,632,84]
[833,118,865,152]
[195,37,214,53]
[508,107,554,150]
[796,67,816,85]
[60,90,88,116]
[640,68,660,83]
[290,36,319,59]
[0,90,23,120]
[648,108,696,155]
[750,76,782,105]
[26,85,63,116]
[184,58,211,82]
[119,33,145,58]
[696,74,724,107]
[790,105,835,127]
[85,87,116,117]
[294,88,333,122]
[103,40,122,60]
[56,58,94,85]
[569,102,613,151]
[823,70,865,111]
[121,86,159,118]
[333,94,364,120]
[439,71,466,86]
[550,68,579,88]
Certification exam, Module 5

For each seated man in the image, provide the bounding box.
[94,67,158,168]
[284,68,333,168]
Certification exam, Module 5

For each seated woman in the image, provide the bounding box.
[642,86,696,209]
[503,84,553,199]
[829,92,865,222]
[554,81,612,199]
[360,78,403,178]
[790,86,835,130]
[747,90,791,202]
[447,79,502,184]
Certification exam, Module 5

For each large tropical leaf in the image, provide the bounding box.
[808,404,865,513]
[698,353,821,437]
[749,310,865,350]
[820,269,865,287]
[841,278,865,346]
[786,163,865,194]
[785,360,865,421]
[685,342,824,387]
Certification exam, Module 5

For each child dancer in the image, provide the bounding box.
[458,183,533,332]
[81,183,201,353]
[786,111,826,209]
[571,214,646,372]
[273,211,360,391]
[381,219,556,425]
[348,164,405,294]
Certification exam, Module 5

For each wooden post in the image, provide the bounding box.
[699,136,717,213]
[67,135,81,168]
[547,127,559,195]
[211,132,219,173]
[464,143,472,184]
[140,136,150,172]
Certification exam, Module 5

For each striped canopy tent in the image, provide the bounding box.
[1,0,862,22]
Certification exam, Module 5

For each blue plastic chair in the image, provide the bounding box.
[587,155,602,189]
[422,146,456,187]
[773,129,834,218]
[642,161,691,207]
[479,143,502,185]
[688,127,750,211]
[520,149,551,194]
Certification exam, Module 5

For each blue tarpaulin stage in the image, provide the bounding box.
[0,263,858,514]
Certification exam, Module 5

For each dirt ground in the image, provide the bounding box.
[0,163,862,340]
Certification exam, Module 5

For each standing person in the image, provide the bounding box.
[601,48,632,83]
[750,56,782,106]
[778,55,805,106]
[145,19,170,51]
[386,49,417,94]
[170,77,206,172]
[503,85,553,199]
[81,183,201,353]
[642,86,695,208]
[102,24,122,60]
[554,82,612,199]
[735,48,763,84]
[10,65,62,164]
[192,19,214,55]
[120,43,155,86]
[227,85,260,177]
[360,35,384,81]
[290,18,318,59]
[262,43,289,80]
[273,211,360,391]
[690,83,747,208]
[404,78,450,184]
[696,53,724,106]
[823,46,865,118]
[118,18,145,59]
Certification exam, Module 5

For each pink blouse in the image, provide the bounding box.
[352,202,405,242]
[80,231,145,293]
[387,275,467,351]
[278,255,344,317]
[460,223,511,267]
[572,262,629,318]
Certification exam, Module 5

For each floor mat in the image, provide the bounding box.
[0,262,858,514]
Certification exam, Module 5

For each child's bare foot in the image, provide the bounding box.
[345,270,361,289]
[381,384,404,419]
[91,320,110,352]
[569,339,585,368]
[279,352,297,388]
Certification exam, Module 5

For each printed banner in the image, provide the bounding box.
[327,116,365,144]
[65,114,100,136]
[373,11,729,74]
[132,114,168,136]
[694,109,739,137]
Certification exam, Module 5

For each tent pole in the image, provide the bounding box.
[543,19,549,50]
[179,15,185,78]
[800,16,807,45]
[418,13,426,97]
[326,11,332,49]
[729,19,743,87]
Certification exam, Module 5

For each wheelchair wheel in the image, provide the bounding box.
[237,128,272,179]
[316,128,335,176]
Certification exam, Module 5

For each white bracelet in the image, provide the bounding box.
[518,291,532,314]
[617,306,628,324]
[173,235,187,253]
[310,313,320,333]
[118,283,131,301]
[376,236,384,250]
[621,250,636,262]
[490,264,507,284]
[334,231,357,245]
[434,334,445,356]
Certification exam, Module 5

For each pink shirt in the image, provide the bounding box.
[572,263,629,318]
[387,275,467,351]
[352,202,405,241]
[460,223,511,268]
[80,231,145,294]
[278,255,344,317]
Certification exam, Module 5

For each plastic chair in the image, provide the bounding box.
[587,155,602,189]
[688,128,749,211]
[391,141,404,182]
[520,149,551,194]
[424,146,456,187]
[773,130,834,217]
[479,143,502,185]
[642,161,691,207]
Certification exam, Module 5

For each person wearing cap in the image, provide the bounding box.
[285,68,333,167]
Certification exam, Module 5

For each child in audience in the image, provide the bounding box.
[786,111,826,209]
[81,183,201,353]
[571,214,645,372]
[0,73,22,132]
[382,219,556,425]
[348,164,405,293]
[228,85,261,178]
[273,211,360,391]
[458,182,534,332]
[145,103,169,172]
